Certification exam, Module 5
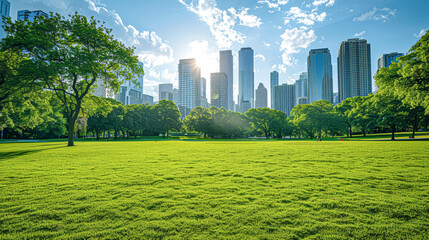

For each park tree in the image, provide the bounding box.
[183,106,212,137]
[245,108,278,138]
[107,105,126,139]
[271,111,293,138]
[334,98,354,137]
[348,95,377,137]
[2,13,143,146]
[152,100,181,137]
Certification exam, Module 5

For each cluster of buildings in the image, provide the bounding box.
[0,1,405,118]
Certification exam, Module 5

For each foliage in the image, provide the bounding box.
[151,100,181,137]
[2,12,143,146]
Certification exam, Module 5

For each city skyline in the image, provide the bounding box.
[5,0,428,104]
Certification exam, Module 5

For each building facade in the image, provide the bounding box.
[0,0,10,40]
[117,62,144,105]
[238,47,254,113]
[143,94,154,105]
[376,52,404,90]
[255,83,267,108]
[295,72,307,102]
[307,48,333,103]
[210,72,228,109]
[17,10,48,21]
[337,38,372,102]
[219,50,233,110]
[270,71,279,109]
[159,83,173,101]
[178,58,201,112]
[274,84,296,116]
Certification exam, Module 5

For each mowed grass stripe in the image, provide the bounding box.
[0,141,428,239]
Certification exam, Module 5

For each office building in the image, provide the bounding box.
[172,88,179,105]
[274,84,296,116]
[201,77,207,99]
[297,97,308,105]
[0,0,10,40]
[307,48,333,103]
[210,72,228,109]
[17,10,48,21]
[333,92,339,106]
[117,61,143,105]
[159,83,173,101]
[220,50,233,110]
[270,71,279,109]
[378,52,404,70]
[255,83,267,108]
[338,38,372,102]
[178,58,201,113]
[143,94,154,105]
[238,47,254,113]
[295,72,307,102]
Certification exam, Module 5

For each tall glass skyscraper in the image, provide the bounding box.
[17,10,49,21]
[273,84,296,117]
[210,72,228,109]
[159,83,173,101]
[178,58,201,111]
[307,49,333,103]
[118,61,144,105]
[338,38,372,102]
[219,50,233,110]
[270,71,279,109]
[0,0,10,40]
[238,47,254,113]
[295,72,307,102]
[378,52,403,70]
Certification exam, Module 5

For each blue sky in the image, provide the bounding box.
[9,0,428,104]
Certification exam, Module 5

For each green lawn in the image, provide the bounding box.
[0,141,428,239]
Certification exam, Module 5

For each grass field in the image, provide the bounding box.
[0,141,428,239]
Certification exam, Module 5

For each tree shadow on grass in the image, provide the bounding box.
[0,145,68,161]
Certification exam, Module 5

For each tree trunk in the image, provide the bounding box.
[363,128,366,137]
[96,130,100,140]
[391,125,396,141]
[412,114,418,139]
[67,119,75,146]
[349,126,352,138]
[114,129,118,139]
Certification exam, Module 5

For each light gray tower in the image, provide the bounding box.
[17,10,49,21]
[270,71,279,109]
[178,58,201,112]
[0,0,10,40]
[159,83,173,101]
[376,52,404,91]
[118,62,144,105]
[238,47,254,113]
[210,72,228,109]
[338,38,372,102]
[307,49,333,103]
[295,72,307,102]
[274,84,296,116]
[220,50,233,110]
[255,83,267,108]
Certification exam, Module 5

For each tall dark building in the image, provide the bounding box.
[337,38,372,102]
[210,73,228,109]
[238,47,254,113]
[178,58,201,114]
[274,84,296,116]
[219,50,233,110]
[308,48,333,103]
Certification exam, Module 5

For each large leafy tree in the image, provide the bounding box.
[334,98,354,137]
[348,95,377,137]
[2,13,143,146]
[151,100,181,137]
[183,106,212,138]
[245,108,278,138]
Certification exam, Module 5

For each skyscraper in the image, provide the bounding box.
[201,77,207,99]
[210,72,228,109]
[118,62,144,105]
[143,94,154,105]
[255,83,267,108]
[17,10,48,21]
[220,50,233,110]
[274,84,296,116]
[0,0,10,40]
[378,52,404,70]
[295,72,307,102]
[178,58,201,112]
[338,38,372,102]
[238,47,254,113]
[270,71,279,109]
[307,48,333,103]
[159,83,173,101]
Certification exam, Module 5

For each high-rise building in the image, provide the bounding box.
[143,94,154,105]
[295,72,307,102]
[378,52,404,70]
[338,38,372,102]
[0,0,10,40]
[238,47,254,113]
[270,71,279,109]
[333,92,339,106]
[172,88,179,105]
[178,58,201,113]
[255,83,267,108]
[159,83,173,101]
[297,97,308,105]
[307,48,333,103]
[220,50,233,110]
[17,10,48,21]
[116,62,144,105]
[210,72,228,109]
[201,77,207,99]
[274,84,296,116]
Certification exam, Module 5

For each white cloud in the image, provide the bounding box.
[263,41,271,47]
[354,30,366,37]
[179,0,262,48]
[280,27,317,67]
[257,0,289,11]
[414,29,428,38]
[353,7,397,23]
[255,54,266,62]
[285,7,327,26]
[312,0,335,7]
